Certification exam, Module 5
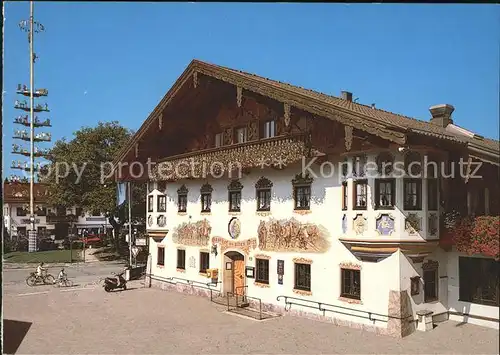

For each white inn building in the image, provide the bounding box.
[112,60,499,337]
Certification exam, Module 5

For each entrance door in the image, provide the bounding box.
[233,259,245,295]
[223,251,245,296]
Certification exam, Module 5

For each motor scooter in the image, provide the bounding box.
[103,272,127,292]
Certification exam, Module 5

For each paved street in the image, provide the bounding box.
[3,265,499,355]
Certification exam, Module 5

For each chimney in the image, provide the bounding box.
[429,104,454,127]
[341,91,353,102]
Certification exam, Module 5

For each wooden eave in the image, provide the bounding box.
[112,60,408,171]
[113,59,499,172]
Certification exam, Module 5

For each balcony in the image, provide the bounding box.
[151,133,309,180]
[440,214,499,259]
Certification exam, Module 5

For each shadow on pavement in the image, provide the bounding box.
[3,319,32,354]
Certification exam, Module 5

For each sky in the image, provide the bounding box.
[3,2,499,178]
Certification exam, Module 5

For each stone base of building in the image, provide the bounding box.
[149,277,416,338]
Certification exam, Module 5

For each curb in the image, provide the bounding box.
[3,261,103,270]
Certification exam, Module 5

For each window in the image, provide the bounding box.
[375,179,395,209]
[292,173,313,210]
[256,258,270,284]
[404,179,422,210]
[177,185,188,213]
[353,179,368,210]
[16,207,27,216]
[235,127,247,144]
[36,207,47,216]
[228,180,243,212]
[215,133,223,148]
[199,252,210,273]
[255,177,272,211]
[405,151,422,177]
[459,257,499,306]
[427,179,438,211]
[341,268,361,300]
[352,155,367,177]
[294,263,311,291]
[263,120,276,139]
[201,183,213,213]
[342,181,348,210]
[157,195,166,212]
[423,266,438,303]
[157,246,165,266]
[177,249,186,270]
[148,196,154,212]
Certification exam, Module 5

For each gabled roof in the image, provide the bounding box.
[113,59,499,167]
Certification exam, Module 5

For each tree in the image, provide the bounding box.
[42,121,145,250]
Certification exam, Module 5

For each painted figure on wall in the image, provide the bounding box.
[257,218,329,253]
[172,219,211,246]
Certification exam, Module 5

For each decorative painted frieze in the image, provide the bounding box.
[293,289,312,296]
[422,259,439,271]
[375,213,395,236]
[211,236,257,255]
[284,103,291,127]
[157,215,166,228]
[292,257,313,265]
[254,254,271,260]
[352,214,367,235]
[339,261,362,270]
[257,218,329,253]
[428,213,438,236]
[172,219,211,246]
[405,213,422,235]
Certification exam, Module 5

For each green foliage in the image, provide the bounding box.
[43,121,145,226]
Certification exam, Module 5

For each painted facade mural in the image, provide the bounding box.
[172,219,211,246]
[375,214,395,236]
[405,214,422,235]
[257,218,329,252]
[352,214,367,235]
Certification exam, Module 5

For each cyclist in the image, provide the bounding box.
[36,262,47,280]
[57,268,67,283]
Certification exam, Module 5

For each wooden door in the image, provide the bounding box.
[233,259,245,296]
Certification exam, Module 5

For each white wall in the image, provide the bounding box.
[146,154,428,327]
[446,251,499,329]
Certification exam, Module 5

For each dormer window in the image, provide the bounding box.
[215,133,223,148]
[375,179,395,209]
[404,179,422,210]
[263,120,276,139]
[177,185,188,213]
[228,180,243,212]
[148,195,154,212]
[255,177,273,211]
[235,127,247,144]
[292,173,313,210]
[353,179,368,210]
[200,183,213,213]
[157,195,166,213]
[352,155,367,178]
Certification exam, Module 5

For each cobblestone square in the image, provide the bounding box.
[3,281,499,354]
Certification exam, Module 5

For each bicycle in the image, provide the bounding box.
[54,277,74,288]
[26,272,55,287]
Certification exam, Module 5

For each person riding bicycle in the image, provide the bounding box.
[58,268,67,282]
[36,262,47,278]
